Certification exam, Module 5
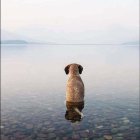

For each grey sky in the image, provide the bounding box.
[2,0,139,43]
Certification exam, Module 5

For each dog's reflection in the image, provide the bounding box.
[65,101,84,123]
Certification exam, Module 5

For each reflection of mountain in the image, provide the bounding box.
[1,40,28,44]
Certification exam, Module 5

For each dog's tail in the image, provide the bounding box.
[74,107,84,118]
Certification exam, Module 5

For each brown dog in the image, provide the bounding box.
[64,63,84,103]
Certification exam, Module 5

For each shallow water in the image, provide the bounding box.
[1,44,139,140]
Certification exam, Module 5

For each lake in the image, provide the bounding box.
[1,44,139,140]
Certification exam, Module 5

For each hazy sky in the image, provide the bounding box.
[1,0,139,43]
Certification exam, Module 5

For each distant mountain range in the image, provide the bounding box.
[121,41,139,45]
[1,30,31,44]
[0,40,56,44]
[1,40,28,44]
[1,30,139,45]
[1,30,52,44]
[0,40,45,44]
[1,40,139,45]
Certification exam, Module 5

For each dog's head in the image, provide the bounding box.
[64,63,83,75]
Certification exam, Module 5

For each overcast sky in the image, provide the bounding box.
[1,0,139,43]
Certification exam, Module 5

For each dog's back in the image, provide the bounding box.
[65,64,84,102]
[66,75,84,102]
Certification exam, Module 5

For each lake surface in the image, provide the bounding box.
[1,44,139,140]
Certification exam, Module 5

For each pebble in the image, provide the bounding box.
[1,135,9,140]
[56,137,60,140]
[121,117,128,120]
[130,137,137,140]
[96,125,103,129]
[63,137,68,140]
[85,129,89,133]
[104,135,113,140]
[72,134,80,139]
[0,126,4,129]
[123,119,130,124]
[47,127,55,132]
[36,138,47,140]
[47,107,53,111]
[79,131,89,138]
[36,124,43,129]
[114,137,123,140]
[111,128,118,133]
[26,124,33,129]
[117,133,123,137]
[1,95,139,140]
[97,138,104,140]
[37,133,47,138]
[48,133,56,139]
[41,127,47,131]
[119,125,129,131]
[22,137,33,140]
[44,121,50,125]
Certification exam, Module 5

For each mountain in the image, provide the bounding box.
[1,29,139,45]
[1,30,30,40]
[1,40,28,44]
[1,30,54,44]
[122,41,139,45]
[1,30,40,44]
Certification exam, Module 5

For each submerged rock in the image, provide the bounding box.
[63,137,69,140]
[119,125,129,131]
[37,133,47,138]
[117,133,123,137]
[111,128,118,134]
[123,119,130,124]
[72,134,80,139]
[114,137,123,140]
[0,126,4,129]
[96,125,103,129]
[1,135,9,140]
[48,133,56,139]
[79,130,89,138]
[121,117,130,124]
[47,127,55,132]
[25,124,33,130]
[104,135,113,140]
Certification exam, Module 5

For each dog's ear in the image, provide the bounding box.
[64,65,70,74]
[78,65,83,74]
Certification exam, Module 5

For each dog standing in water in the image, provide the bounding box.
[64,63,85,122]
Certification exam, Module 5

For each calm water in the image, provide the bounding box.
[1,44,139,140]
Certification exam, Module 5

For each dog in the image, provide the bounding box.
[64,63,84,103]
[64,63,85,122]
